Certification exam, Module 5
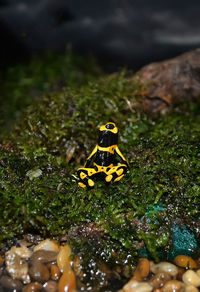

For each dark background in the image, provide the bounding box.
[1,0,200,71]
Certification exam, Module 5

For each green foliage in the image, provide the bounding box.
[1,53,200,288]
[0,51,100,130]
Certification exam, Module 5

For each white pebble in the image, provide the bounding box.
[150,261,178,277]
[184,285,199,292]
[182,270,200,287]
[123,279,153,292]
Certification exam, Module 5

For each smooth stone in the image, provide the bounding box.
[29,261,50,283]
[182,270,200,287]
[23,282,43,292]
[0,275,23,290]
[30,250,58,264]
[150,261,178,277]
[34,239,59,253]
[10,246,32,259]
[161,280,184,292]
[51,264,61,281]
[5,249,30,283]
[58,269,76,292]
[57,245,71,273]
[148,272,171,288]
[0,255,4,266]
[133,258,150,281]
[42,280,58,292]
[184,285,199,292]
[174,255,197,269]
[123,279,153,292]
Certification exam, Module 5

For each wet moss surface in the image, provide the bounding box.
[1,52,200,290]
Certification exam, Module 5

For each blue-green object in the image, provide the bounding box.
[139,205,198,259]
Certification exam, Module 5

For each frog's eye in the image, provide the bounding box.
[106,123,114,129]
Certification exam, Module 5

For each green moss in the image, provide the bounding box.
[1,53,200,289]
[0,51,100,131]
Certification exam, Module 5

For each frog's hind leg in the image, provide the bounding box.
[77,167,96,188]
[105,164,128,183]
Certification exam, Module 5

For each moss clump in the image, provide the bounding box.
[1,53,200,289]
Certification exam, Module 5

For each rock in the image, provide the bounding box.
[184,285,199,292]
[182,270,200,287]
[174,255,197,269]
[23,282,43,292]
[148,272,171,289]
[34,239,59,253]
[10,246,32,259]
[30,250,58,264]
[150,261,178,277]
[57,245,71,273]
[134,49,200,113]
[58,269,76,292]
[5,248,30,283]
[123,279,153,292]
[42,280,58,292]
[0,275,23,290]
[50,264,61,281]
[0,255,3,266]
[161,280,184,292]
[29,261,50,283]
[133,258,150,281]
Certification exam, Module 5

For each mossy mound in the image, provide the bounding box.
[1,53,200,289]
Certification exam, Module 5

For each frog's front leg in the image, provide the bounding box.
[77,167,97,188]
[105,164,128,183]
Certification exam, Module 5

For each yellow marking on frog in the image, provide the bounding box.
[78,182,86,188]
[97,145,117,154]
[114,174,124,182]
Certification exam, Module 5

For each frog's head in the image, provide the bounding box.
[98,122,118,147]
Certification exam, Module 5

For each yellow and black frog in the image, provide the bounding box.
[77,122,129,188]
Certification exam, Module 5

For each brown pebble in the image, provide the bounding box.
[176,267,185,281]
[148,272,171,288]
[29,261,50,283]
[0,255,4,266]
[30,250,58,264]
[42,280,58,292]
[23,282,43,292]
[0,275,23,291]
[161,280,183,292]
[133,258,150,281]
[58,269,76,292]
[51,264,61,281]
[57,245,71,273]
[174,255,197,269]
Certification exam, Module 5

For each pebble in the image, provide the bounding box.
[0,275,23,291]
[58,269,77,292]
[184,285,199,292]
[29,261,50,283]
[5,249,30,283]
[161,280,183,292]
[148,272,171,288]
[43,280,58,292]
[23,282,43,292]
[57,245,71,273]
[51,264,61,281]
[174,255,197,269]
[123,279,153,292]
[0,255,3,266]
[11,246,32,259]
[133,258,150,281]
[34,239,59,253]
[30,250,58,264]
[150,261,178,277]
[182,270,200,287]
